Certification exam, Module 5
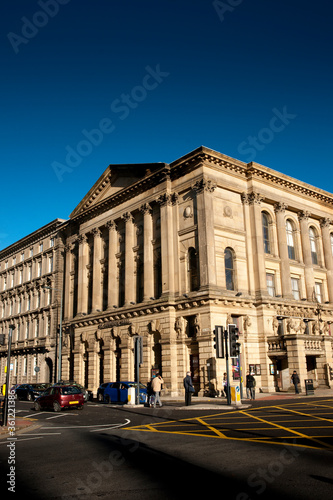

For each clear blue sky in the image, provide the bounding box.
[1,0,332,250]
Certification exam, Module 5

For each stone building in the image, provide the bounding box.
[0,219,67,386]
[59,146,333,396]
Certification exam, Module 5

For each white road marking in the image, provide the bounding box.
[46,414,69,420]
[40,418,131,430]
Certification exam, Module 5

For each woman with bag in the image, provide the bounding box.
[183,371,194,406]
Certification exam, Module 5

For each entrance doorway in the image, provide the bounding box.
[273,358,289,391]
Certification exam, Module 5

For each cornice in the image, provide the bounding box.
[246,164,333,205]
[0,219,67,260]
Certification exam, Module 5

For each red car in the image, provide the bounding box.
[34,385,84,412]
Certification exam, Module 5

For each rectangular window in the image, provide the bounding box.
[291,278,300,300]
[315,282,323,303]
[266,273,275,297]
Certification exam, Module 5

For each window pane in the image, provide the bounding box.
[266,273,275,296]
[291,278,300,300]
[315,282,322,303]
[262,213,271,254]
[286,220,295,260]
[309,228,318,265]
[225,249,234,291]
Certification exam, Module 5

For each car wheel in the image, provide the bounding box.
[98,392,104,402]
[105,395,110,404]
[53,401,61,412]
[34,401,41,411]
[27,393,33,401]
[78,405,84,410]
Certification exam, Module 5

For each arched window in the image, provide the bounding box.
[224,247,235,291]
[309,227,318,265]
[188,247,199,292]
[286,219,296,260]
[262,212,271,254]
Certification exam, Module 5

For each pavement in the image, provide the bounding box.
[1,387,333,438]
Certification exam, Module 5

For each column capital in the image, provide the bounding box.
[192,178,216,194]
[77,234,88,245]
[241,191,263,205]
[297,210,311,222]
[274,202,288,214]
[320,217,332,229]
[64,243,73,253]
[106,220,117,231]
[157,192,178,206]
[140,202,152,215]
[91,227,102,238]
[122,212,134,223]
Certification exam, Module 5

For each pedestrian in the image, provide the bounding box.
[151,373,164,407]
[183,371,194,406]
[246,371,256,400]
[146,379,153,406]
[291,370,300,394]
[222,372,228,398]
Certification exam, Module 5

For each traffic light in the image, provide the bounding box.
[228,324,240,357]
[214,326,224,358]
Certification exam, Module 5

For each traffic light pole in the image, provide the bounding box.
[224,329,231,405]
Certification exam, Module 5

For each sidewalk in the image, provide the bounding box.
[1,388,332,437]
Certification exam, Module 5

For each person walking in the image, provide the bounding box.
[291,370,300,394]
[151,373,164,407]
[246,371,256,400]
[183,371,194,406]
[222,372,228,398]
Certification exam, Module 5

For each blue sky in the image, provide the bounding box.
[1,0,332,250]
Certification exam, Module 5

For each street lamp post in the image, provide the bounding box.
[42,285,63,382]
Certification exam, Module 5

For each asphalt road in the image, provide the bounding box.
[1,397,333,499]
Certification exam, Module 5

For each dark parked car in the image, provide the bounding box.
[34,385,84,412]
[97,382,147,404]
[15,383,51,401]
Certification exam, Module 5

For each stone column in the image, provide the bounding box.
[274,202,292,298]
[320,218,333,302]
[298,211,315,300]
[192,178,217,291]
[107,220,118,309]
[122,212,135,305]
[77,234,89,315]
[157,193,176,298]
[140,203,154,301]
[64,243,73,320]
[91,228,102,312]
[242,192,267,296]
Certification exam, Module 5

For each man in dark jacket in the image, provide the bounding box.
[246,372,256,400]
[183,372,194,406]
[291,370,300,394]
